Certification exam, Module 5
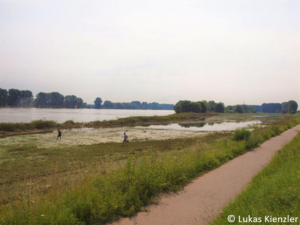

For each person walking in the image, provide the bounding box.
[122,132,128,146]
[57,129,62,140]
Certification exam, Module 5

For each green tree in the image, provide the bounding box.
[0,88,8,107]
[208,101,217,112]
[198,101,208,113]
[190,102,201,113]
[7,89,22,106]
[103,100,114,108]
[35,92,51,108]
[116,102,125,109]
[234,105,244,113]
[281,102,288,114]
[287,100,298,114]
[94,97,102,109]
[141,102,147,109]
[50,92,64,108]
[131,101,141,107]
[76,98,84,108]
[215,102,225,113]
[20,90,33,107]
[64,95,78,108]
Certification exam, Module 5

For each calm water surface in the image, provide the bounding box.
[0,108,174,123]
[136,121,262,131]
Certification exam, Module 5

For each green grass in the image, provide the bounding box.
[232,128,251,141]
[0,114,299,224]
[211,130,300,225]
[0,120,57,132]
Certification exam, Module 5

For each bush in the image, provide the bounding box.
[232,128,251,141]
[31,120,57,129]
[64,120,75,125]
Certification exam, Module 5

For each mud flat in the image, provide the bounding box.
[0,127,207,149]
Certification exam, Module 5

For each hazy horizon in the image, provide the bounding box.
[1,0,299,106]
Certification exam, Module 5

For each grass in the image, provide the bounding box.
[211,129,300,225]
[0,120,57,132]
[232,128,251,141]
[0,114,299,224]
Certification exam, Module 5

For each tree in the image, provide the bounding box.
[94,97,102,109]
[234,105,244,113]
[76,98,84,108]
[141,102,148,109]
[0,88,8,107]
[20,90,33,107]
[287,100,298,114]
[131,101,141,106]
[281,102,288,114]
[7,89,22,106]
[262,103,281,113]
[198,101,208,113]
[189,102,201,113]
[103,100,114,108]
[215,102,225,113]
[50,92,64,108]
[35,92,51,108]
[64,95,78,108]
[208,101,217,112]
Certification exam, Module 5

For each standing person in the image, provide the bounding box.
[122,132,128,146]
[57,129,62,140]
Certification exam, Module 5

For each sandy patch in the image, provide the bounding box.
[0,127,206,149]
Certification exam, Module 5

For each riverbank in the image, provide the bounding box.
[0,113,216,137]
[0,114,299,224]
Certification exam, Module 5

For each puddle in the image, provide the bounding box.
[135,120,262,131]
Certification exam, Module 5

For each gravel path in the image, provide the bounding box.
[112,124,300,225]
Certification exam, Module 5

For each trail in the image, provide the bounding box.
[112,124,300,225]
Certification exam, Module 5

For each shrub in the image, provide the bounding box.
[232,128,251,141]
[31,120,57,129]
[64,120,75,125]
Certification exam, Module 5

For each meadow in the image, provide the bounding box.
[0,113,299,224]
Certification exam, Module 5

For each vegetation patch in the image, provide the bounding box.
[0,114,299,224]
[211,129,300,225]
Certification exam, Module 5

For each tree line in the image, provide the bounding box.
[174,100,298,114]
[0,88,174,110]
[93,98,174,110]
[174,100,225,113]
[262,101,298,114]
[0,88,86,108]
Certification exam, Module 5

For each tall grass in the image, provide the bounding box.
[211,131,300,225]
[0,120,57,132]
[232,128,251,141]
[0,114,299,224]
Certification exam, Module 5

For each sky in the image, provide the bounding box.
[0,0,299,106]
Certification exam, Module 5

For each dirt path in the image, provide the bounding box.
[112,124,300,225]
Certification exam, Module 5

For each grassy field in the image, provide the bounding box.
[0,114,299,224]
[211,127,300,225]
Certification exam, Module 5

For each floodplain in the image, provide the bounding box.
[0,113,299,225]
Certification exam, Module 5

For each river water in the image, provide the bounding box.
[135,121,262,131]
[0,108,174,123]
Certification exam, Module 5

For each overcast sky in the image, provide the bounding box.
[0,0,299,105]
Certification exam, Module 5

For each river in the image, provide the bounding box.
[0,108,175,123]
